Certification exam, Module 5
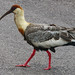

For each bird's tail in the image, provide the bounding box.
[68,28,75,40]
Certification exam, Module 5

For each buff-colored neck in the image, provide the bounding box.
[14,8,30,35]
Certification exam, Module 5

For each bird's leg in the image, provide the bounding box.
[44,50,51,70]
[16,49,36,67]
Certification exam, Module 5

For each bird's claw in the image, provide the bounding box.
[16,64,30,67]
[44,67,51,70]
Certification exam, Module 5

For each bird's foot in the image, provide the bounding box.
[16,64,30,67]
[44,66,51,70]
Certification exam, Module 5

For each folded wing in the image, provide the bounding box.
[24,24,75,49]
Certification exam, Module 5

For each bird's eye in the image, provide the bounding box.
[11,6,17,11]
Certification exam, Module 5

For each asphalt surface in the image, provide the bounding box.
[0,0,75,75]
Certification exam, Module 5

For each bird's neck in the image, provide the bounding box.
[14,10,30,35]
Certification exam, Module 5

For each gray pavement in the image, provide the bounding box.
[0,0,75,75]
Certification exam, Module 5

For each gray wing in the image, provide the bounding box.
[26,30,53,42]
[25,23,75,44]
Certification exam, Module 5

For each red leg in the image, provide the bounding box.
[44,50,51,70]
[16,49,36,67]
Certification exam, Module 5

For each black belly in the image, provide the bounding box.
[34,46,56,53]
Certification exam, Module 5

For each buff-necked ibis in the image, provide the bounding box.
[0,5,75,70]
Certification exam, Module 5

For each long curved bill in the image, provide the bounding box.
[0,9,12,20]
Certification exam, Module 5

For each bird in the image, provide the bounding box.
[0,4,75,70]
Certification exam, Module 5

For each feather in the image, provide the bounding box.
[24,23,75,52]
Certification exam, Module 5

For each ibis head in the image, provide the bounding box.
[0,5,23,20]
